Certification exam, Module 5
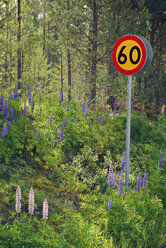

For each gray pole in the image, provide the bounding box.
[125,75,132,192]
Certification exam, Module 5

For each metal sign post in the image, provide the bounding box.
[112,35,153,192]
[125,75,132,192]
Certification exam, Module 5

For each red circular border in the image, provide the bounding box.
[112,35,147,75]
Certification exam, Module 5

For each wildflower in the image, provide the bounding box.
[63,115,67,127]
[55,128,58,140]
[49,115,53,125]
[28,91,31,105]
[118,170,124,196]
[14,85,17,99]
[158,152,163,169]
[113,103,116,118]
[7,121,10,130]
[46,131,49,137]
[161,105,165,114]
[114,173,117,188]
[71,79,74,90]
[60,123,64,141]
[120,153,125,172]
[74,115,77,122]
[0,92,3,111]
[31,97,35,113]
[104,104,106,111]
[3,99,8,120]
[142,106,145,114]
[87,118,90,126]
[108,196,112,209]
[133,205,136,212]
[1,124,7,138]
[65,199,68,209]
[108,164,115,188]
[59,88,63,103]
[43,199,48,219]
[39,107,42,116]
[82,93,86,113]
[87,99,91,109]
[15,186,21,213]
[98,114,102,121]
[119,102,122,116]
[101,117,104,125]
[23,103,26,116]
[84,107,89,117]
[66,102,69,111]
[142,170,147,189]
[36,128,40,138]
[136,174,142,192]
[33,128,36,132]
[9,103,13,122]
[28,187,34,215]
[78,93,81,100]
[108,107,111,114]
[131,99,136,110]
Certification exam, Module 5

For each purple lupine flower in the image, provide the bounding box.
[108,107,111,114]
[14,85,17,99]
[63,116,67,127]
[113,103,116,118]
[82,93,86,113]
[66,102,69,111]
[87,99,91,109]
[108,164,114,188]
[3,99,8,120]
[78,93,81,100]
[98,114,102,121]
[119,102,122,116]
[0,93,3,111]
[31,97,35,113]
[54,128,58,140]
[33,128,36,132]
[1,123,7,138]
[60,123,64,141]
[36,128,40,138]
[101,117,104,126]
[71,79,74,90]
[59,88,63,103]
[104,104,106,111]
[49,115,53,125]
[65,200,68,209]
[131,99,136,110]
[74,115,77,122]
[39,107,42,116]
[114,173,117,188]
[28,92,31,105]
[142,106,145,114]
[120,153,125,172]
[7,121,11,130]
[142,170,147,189]
[136,174,142,192]
[9,89,13,99]
[23,103,26,116]
[108,196,112,209]
[9,103,13,122]
[46,131,49,137]
[84,107,89,117]
[158,152,163,169]
[87,118,90,126]
[118,170,124,196]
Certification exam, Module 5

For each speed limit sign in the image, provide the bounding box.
[112,35,153,75]
[112,35,152,192]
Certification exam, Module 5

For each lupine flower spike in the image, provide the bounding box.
[46,131,49,137]
[43,199,48,220]
[142,170,147,189]
[65,199,68,209]
[78,93,81,100]
[66,102,69,111]
[55,128,58,140]
[1,123,7,138]
[36,128,40,138]
[108,164,114,188]
[74,115,77,122]
[15,186,21,213]
[136,174,142,192]
[0,93,3,111]
[9,103,13,122]
[64,115,67,127]
[39,107,42,116]
[3,99,8,120]
[118,170,124,196]
[49,115,53,125]
[31,97,35,113]
[28,92,31,105]
[28,187,34,215]
[120,153,125,172]
[82,93,86,113]
[119,102,122,116]
[108,196,112,209]
[7,121,11,130]
[101,117,104,125]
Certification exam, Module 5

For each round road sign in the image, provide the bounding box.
[112,35,153,75]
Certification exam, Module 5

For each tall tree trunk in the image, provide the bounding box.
[67,0,71,101]
[43,10,46,55]
[17,0,21,89]
[47,21,50,69]
[91,0,98,104]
